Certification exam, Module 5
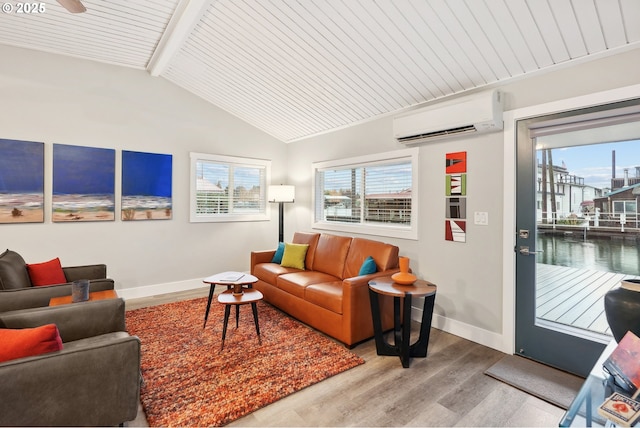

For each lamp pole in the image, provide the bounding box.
[268,184,295,244]
[278,201,285,243]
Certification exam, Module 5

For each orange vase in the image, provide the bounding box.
[392,256,417,285]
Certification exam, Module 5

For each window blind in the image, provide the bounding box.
[190,152,270,222]
[316,160,412,225]
[529,104,640,138]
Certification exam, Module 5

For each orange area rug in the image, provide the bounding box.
[126,297,364,426]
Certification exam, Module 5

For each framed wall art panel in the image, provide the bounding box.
[52,144,115,222]
[0,139,44,224]
[121,150,173,221]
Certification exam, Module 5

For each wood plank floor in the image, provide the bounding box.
[124,288,565,427]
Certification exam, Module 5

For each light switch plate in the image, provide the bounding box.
[474,211,489,226]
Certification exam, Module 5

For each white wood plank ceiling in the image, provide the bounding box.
[1,0,639,142]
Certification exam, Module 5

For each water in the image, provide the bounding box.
[52,194,114,211]
[122,195,172,210]
[536,234,640,276]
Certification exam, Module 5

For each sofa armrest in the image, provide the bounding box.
[0,278,114,312]
[251,250,276,274]
[0,332,141,426]
[342,269,401,290]
[342,270,401,310]
[62,263,107,281]
[0,298,126,342]
[342,270,400,343]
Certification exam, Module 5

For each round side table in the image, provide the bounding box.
[368,276,437,368]
[202,272,258,328]
[218,288,263,350]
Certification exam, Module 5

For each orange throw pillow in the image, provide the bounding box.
[26,257,67,286]
[0,324,63,363]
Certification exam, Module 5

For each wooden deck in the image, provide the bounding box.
[536,263,640,338]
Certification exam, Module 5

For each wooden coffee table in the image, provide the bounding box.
[49,289,118,306]
[218,288,263,350]
[202,272,258,328]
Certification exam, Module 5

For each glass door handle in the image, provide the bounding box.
[518,246,543,256]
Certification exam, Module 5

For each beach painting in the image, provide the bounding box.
[53,144,115,222]
[121,150,172,221]
[0,139,44,224]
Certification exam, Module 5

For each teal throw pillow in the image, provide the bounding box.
[271,242,285,264]
[359,256,377,275]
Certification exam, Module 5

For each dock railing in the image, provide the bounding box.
[538,210,639,236]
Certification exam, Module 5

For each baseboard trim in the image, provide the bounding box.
[116,279,209,300]
[412,305,508,354]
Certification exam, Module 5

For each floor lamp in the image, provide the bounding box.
[268,185,295,243]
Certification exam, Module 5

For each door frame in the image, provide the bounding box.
[501,83,640,355]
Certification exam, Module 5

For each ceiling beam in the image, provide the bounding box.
[147,0,212,77]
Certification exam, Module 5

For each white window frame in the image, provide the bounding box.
[190,152,271,223]
[613,200,637,215]
[311,148,418,240]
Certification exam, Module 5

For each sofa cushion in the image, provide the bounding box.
[0,249,32,290]
[280,243,309,270]
[313,234,352,279]
[343,237,399,279]
[26,258,67,286]
[305,282,343,314]
[277,271,340,299]
[253,262,301,285]
[271,242,285,264]
[292,232,320,270]
[0,324,63,363]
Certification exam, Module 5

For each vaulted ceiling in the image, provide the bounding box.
[1,0,639,142]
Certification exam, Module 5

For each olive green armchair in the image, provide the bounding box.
[0,249,115,312]
[0,298,141,426]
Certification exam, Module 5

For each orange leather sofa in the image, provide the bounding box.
[250,232,400,347]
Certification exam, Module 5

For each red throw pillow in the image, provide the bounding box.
[0,324,63,363]
[26,257,67,286]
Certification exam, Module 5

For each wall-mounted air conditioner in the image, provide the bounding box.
[393,90,504,145]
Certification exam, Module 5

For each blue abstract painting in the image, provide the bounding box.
[122,150,172,220]
[0,139,44,224]
[53,144,115,222]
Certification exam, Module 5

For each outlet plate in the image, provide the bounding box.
[474,211,489,226]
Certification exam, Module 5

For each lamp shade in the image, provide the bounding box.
[268,185,295,203]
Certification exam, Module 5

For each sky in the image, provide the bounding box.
[53,144,115,195]
[0,139,44,193]
[198,162,261,190]
[122,151,172,197]
[543,140,640,190]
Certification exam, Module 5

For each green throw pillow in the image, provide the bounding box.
[271,242,285,263]
[359,256,377,275]
[280,243,309,270]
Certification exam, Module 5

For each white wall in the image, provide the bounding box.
[0,45,287,298]
[2,42,639,352]
[287,48,640,352]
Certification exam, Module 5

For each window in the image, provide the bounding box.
[613,200,637,216]
[190,153,270,222]
[312,148,418,240]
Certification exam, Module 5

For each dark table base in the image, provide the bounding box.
[369,289,436,368]
[203,283,254,328]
